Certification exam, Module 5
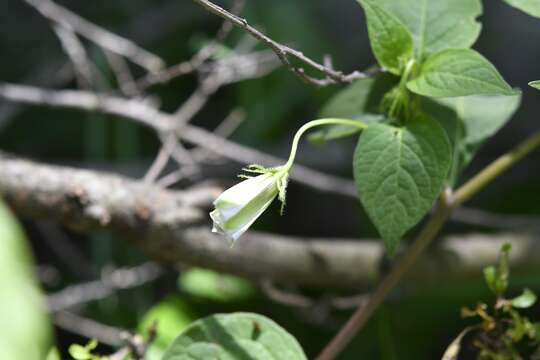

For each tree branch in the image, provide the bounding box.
[1,152,539,290]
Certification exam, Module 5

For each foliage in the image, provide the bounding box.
[530,81,540,90]
[309,0,517,253]
[361,0,482,58]
[3,0,540,359]
[0,200,52,360]
[357,0,413,75]
[406,49,516,98]
[444,244,540,360]
[503,0,540,17]
[68,339,107,360]
[353,116,451,253]
[161,313,307,360]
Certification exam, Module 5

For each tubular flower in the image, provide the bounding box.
[210,166,288,245]
[209,118,369,245]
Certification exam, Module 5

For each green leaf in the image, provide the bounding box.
[357,0,414,74]
[310,74,398,144]
[504,0,540,17]
[354,116,451,254]
[483,266,499,295]
[139,296,199,360]
[421,93,521,182]
[438,94,521,145]
[162,313,307,360]
[370,0,482,58]
[0,201,52,360]
[69,339,100,360]
[511,288,537,309]
[407,49,516,98]
[320,73,399,119]
[484,243,512,296]
[69,344,91,360]
[530,80,540,90]
[179,268,256,303]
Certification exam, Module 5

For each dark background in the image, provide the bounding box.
[0,0,539,358]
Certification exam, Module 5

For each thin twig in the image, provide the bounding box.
[261,281,369,310]
[54,311,125,346]
[173,49,279,126]
[24,0,165,72]
[214,108,246,137]
[144,133,198,184]
[47,262,163,312]
[50,23,94,88]
[174,77,221,125]
[143,140,175,184]
[35,221,96,279]
[156,167,199,188]
[135,0,246,89]
[192,0,372,87]
[104,51,141,97]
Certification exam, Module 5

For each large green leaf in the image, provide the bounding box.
[357,0,414,75]
[371,0,482,58]
[0,200,52,360]
[161,312,307,360]
[504,0,540,17]
[438,93,521,145]
[309,74,398,144]
[407,49,516,98]
[354,116,451,254]
[530,80,540,90]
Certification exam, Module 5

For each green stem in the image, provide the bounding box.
[283,118,368,171]
[316,199,452,360]
[316,130,540,360]
[454,131,540,206]
[389,59,415,120]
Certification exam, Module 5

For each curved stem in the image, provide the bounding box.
[316,130,540,360]
[284,118,368,171]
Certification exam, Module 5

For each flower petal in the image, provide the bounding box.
[210,173,279,245]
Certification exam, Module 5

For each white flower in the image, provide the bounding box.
[210,168,288,245]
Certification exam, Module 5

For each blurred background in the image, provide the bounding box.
[0,0,539,359]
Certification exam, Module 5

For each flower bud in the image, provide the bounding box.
[210,172,284,245]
